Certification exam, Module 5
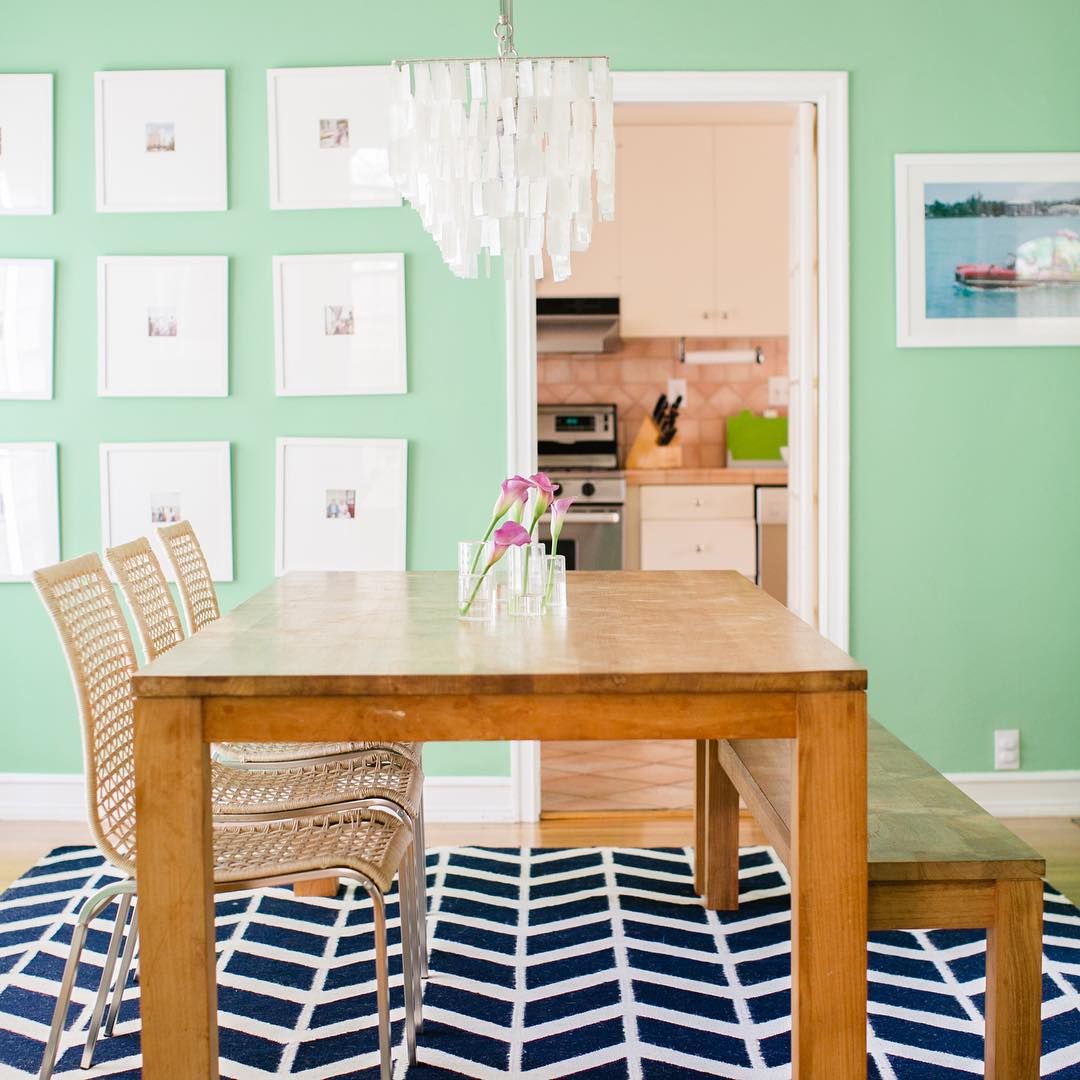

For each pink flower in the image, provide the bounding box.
[550,496,576,545]
[491,475,532,521]
[525,472,558,534]
[488,520,532,565]
[529,472,558,498]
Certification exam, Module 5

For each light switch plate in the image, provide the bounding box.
[667,378,687,404]
[768,376,790,407]
[994,728,1020,770]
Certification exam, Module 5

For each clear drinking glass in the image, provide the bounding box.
[541,554,567,614]
[458,541,496,621]
[507,541,546,617]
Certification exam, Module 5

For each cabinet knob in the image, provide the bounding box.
[692,498,702,507]
[720,311,729,320]
[695,543,704,553]
[702,311,710,320]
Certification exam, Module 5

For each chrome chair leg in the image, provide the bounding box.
[416,797,430,979]
[397,858,419,1066]
[363,884,393,1080]
[80,891,132,1068]
[38,879,135,1080]
[104,903,138,1037]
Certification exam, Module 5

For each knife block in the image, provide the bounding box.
[625,416,684,470]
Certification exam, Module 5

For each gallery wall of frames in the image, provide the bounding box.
[0,65,506,776]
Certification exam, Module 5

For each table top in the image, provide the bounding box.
[132,571,866,698]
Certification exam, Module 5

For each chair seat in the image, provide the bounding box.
[216,740,421,766]
[212,748,423,820]
[212,806,413,892]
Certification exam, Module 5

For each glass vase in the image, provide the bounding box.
[458,541,496,621]
[541,554,568,614]
[507,541,547,617]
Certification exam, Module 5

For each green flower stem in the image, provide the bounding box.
[544,534,560,608]
[460,561,493,616]
[469,519,498,574]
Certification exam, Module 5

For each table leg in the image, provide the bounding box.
[791,692,868,1079]
[694,740,706,894]
[135,697,218,1079]
[984,878,1043,1079]
[294,878,340,898]
[703,740,740,910]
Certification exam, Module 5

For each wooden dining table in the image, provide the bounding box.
[132,569,869,1078]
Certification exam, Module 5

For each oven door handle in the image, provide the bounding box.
[538,511,622,525]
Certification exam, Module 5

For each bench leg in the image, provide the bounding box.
[694,740,707,894]
[701,739,740,910]
[294,877,340,898]
[985,878,1043,1080]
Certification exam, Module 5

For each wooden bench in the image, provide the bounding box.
[695,721,1046,1079]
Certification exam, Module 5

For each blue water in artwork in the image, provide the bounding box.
[925,214,1080,319]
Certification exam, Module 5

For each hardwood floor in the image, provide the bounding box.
[3,814,1079,906]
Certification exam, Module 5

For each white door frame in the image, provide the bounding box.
[505,70,850,823]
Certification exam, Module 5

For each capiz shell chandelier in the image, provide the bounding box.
[388,0,614,282]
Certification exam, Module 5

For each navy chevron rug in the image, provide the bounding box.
[2,846,1080,1078]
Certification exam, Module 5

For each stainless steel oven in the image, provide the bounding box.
[537,404,624,571]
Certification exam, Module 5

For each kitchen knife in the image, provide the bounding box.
[651,394,668,424]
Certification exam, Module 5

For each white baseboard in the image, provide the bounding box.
[0,772,516,824]
[945,770,1080,818]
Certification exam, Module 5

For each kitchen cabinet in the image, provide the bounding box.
[638,483,757,577]
[618,125,716,336]
[539,120,791,337]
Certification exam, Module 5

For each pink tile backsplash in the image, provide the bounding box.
[537,337,788,468]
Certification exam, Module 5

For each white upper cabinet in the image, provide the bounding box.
[539,111,791,338]
[618,125,716,336]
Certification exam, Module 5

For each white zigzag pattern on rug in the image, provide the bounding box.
[1,845,1080,1077]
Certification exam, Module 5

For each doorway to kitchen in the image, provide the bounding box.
[504,71,849,822]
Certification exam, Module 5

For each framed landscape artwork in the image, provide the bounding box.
[267,66,401,210]
[98,256,228,396]
[273,253,406,395]
[0,74,53,214]
[95,69,227,212]
[275,437,407,574]
[0,259,54,400]
[897,153,1080,347]
[0,443,59,582]
[100,441,233,580]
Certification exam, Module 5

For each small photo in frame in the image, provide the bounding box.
[100,441,233,581]
[275,437,406,574]
[0,74,53,215]
[896,152,1080,347]
[0,259,54,400]
[0,443,60,582]
[98,256,228,397]
[273,253,406,396]
[95,69,227,213]
[267,66,400,209]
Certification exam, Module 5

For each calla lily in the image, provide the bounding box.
[549,496,576,550]
[525,471,558,536]
[471,475,534,574]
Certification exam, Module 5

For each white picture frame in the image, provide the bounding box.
[95,69,227,213]
[896,152,1080,347]
[0,259,55,400]
[97,256,228,397]
[267,66,400,210]
[100,442,233,581]
[275,437,406,575]
[273,253,406,396]
[0,74,53,215]
[0,443,59,582]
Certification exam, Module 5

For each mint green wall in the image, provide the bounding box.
[4,0,1079,778]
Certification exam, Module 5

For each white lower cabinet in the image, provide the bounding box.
[639,484,757,577]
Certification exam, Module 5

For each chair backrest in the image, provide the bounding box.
[32,554,138,874]
[105,537,185,663]
[157,520,220,636]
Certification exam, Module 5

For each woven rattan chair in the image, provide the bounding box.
[33,554,422,1080]
[107,535,430,963]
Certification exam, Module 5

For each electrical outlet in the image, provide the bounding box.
[667,378,687,404]
[768,376,790,407]
[994,728,1020,770]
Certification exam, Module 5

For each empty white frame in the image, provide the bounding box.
[275,437,406,574]
[0,443,59,581]
[100,442,233,580]
[267,66,400,209]
[0,74,53,215]
[0,260,54,399]
[98,256,228,397]
[95,69,227,212]
[273,253,406,396]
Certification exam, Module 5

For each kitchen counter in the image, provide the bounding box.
[623,467,788,486]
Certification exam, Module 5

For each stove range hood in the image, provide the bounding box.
[536,297,620,354]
